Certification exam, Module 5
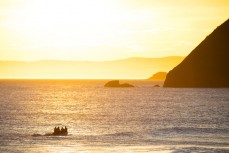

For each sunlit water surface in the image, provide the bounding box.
[0,80,228,153]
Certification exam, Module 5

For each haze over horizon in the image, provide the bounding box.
[0,0,229,61]
[0,56,184,79]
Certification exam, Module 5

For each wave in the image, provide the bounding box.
[102,131,136,137]
[151,127,229,136]
[3,126,227,148]
[172,147,229,153]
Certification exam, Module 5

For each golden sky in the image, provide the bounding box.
[0,0,229,61]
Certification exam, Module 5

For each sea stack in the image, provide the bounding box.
[164,19,229,88]
[104,80,134,87]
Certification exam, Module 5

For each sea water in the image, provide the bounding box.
[0,80,228,153]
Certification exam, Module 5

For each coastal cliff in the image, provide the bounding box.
[164,19,229,87]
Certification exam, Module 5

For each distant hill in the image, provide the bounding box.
[0,56,184,79]
[164,19,229,87]
[148,72,167,81]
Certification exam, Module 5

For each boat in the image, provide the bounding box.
[32,126,68,136]
[52,126,68,136]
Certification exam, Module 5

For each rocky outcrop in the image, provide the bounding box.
[164,19,229,87]
[148,72,167,80]
[104,80,134,87]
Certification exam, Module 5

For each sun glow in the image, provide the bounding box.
[0,0,228,62]
[1,0,160,60]
[0,0,168,60]
[7,1,118,52]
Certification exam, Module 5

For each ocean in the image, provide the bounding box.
[0,80,228,153]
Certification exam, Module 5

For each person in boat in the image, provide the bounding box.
[64,126,68,133]
[54,127,57,134]
[61,127,64,133]
[57,127,60,134]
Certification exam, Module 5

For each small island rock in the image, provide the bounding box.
[104,80,134,87]
[119,83,135,87]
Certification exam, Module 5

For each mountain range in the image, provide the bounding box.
[0,56,184,79]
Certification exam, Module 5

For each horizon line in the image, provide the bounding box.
[0,78,155,80]
[0,55,185,62]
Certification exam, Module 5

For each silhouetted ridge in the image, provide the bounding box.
[164,19,229,87]
[148,72,167,80]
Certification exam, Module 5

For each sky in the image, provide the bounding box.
[0,0,229,61]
